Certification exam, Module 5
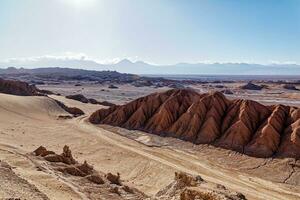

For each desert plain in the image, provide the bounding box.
[1,74,300,200]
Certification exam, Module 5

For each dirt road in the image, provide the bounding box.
[0,94,299,199]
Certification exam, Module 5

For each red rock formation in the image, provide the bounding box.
[195,92,229,144]
[277,108,300,158]
[245,105,288,157]
[89,89,300,159]
[217,100,271,152]
[0,78,50,96]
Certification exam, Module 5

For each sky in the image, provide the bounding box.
[0,0,300,65]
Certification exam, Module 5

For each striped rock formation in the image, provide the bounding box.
[89,89,300,159]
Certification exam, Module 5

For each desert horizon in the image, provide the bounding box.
[1,68,300,200]
[1,0,300,200]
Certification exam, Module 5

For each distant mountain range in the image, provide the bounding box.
[0,67,141,84]
[1,57,300,75]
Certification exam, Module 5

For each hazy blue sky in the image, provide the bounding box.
[0,0,300,64]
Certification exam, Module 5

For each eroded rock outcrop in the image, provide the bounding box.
[66,94,89,103]
[244,105,288,157]
[54,100,84,117]
[217,99,271,152]
[0,78,50,96]
[66,93,116,107]
[34,145,77,165]
[33,146,146,199]
[277,108,300,158]
[89,89,300,159]
[34,145,103,181]
[154,172,246,200]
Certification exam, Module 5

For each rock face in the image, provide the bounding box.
[0,78,40,96]
[89,89,300,159]
[0,78,53,96]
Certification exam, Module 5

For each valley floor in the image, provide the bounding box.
[0,93,299,199]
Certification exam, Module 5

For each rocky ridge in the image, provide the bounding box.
[0,78,50,96]
[66,94,116,107]
[90,89,300,159]
[54,99,85,117]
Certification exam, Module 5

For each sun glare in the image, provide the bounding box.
[62,0,97,9]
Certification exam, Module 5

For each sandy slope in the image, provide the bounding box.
[0,93,299,199]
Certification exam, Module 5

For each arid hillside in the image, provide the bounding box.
[0,91,299,199]
[90,89,300,159]
[0,78,41,96]
[0,78,52,96]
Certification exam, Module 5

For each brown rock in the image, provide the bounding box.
[106,172,121,185]
[44,154,64,163]
[56,165,86,176]
[174,172,200,188]
[195,92,229,144]
[76,160,93,175]
[217,100,271,152]
[86,174,105,184]
[65,107,84,117]
[245,105,288,157]
[89,89,300,159]
[34,146,55,157]
[61,145,76,165]
[34,146,96,178]
[66,94,89,103]
[55,100,84,117]
[277,108,300,158]
[37,145,77,165]
[0,78,52,96]
[180,189,216,200]
[0,78,38,96]
[34,146,47,156]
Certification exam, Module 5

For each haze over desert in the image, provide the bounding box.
[1,0,300,199]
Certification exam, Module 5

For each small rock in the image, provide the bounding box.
[106,172,121,185]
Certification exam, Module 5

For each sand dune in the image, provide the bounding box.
[0,93,67,119]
